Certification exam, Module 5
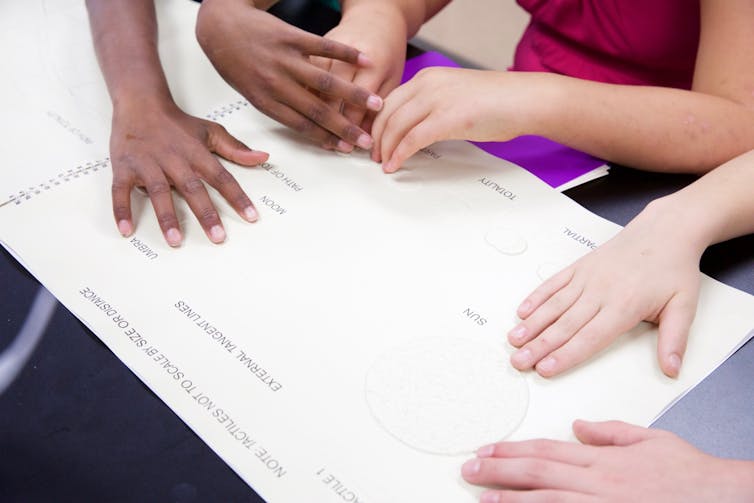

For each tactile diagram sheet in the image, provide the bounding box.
[2,1,753,502]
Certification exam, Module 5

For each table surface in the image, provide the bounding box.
[1,2,753,502]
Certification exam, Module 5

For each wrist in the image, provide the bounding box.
[715,458,754,500]
[634,195,713,256]
[112,90,177,117]
[341,1,414,37]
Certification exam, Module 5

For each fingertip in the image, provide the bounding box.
[357,52,372,67]
[534,356,558,377]
[337,140,355,153]
[366,95,383,112]
[382,159,399,173]
[166,227,182,248]
[517,299,532,318]
[356,133,373,150]
[663,352,682,378]
[243,206,259,223]
[117,219,133,237]
[460,458,481,478]
[208,224,226,244]
[507,325,526,346]
[510,348,532,370]
[239,150,269,166]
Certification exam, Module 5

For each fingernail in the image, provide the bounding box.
[356,134,373,150]
[536,356,556,374]
[511,348,532,367]
[209,225,226,243]
[357,53,372,66]
[508,325,526,343]
[517,299,531,315]
[337,140,354,153]
[118,220,132,237]
[481,492,501,503]
[244,206,258,222]
[166,228,182,247]
[461,459,480,477]
[383,160,395,173]
[367,95,383,111]
[476,444,495,458]
[667,353,681,377]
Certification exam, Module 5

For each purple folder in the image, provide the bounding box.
[402,52,605,188]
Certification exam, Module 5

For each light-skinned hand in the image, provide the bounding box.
[372,67,535,172]
[462,420,754,502]
[508,198,704,378]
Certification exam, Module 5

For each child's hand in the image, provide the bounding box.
[461,420,749,502]
[509,201,705,378]
[196,0,382,151]
[110,100,268,247]
[311,2,407,151]
[372,67,531,172]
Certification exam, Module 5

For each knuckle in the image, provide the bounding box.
[350,87,370,105]
[198,207,220,225]
[295,117,316,134]
[341,123,361,142]
[181,177,205,195]
[234,193,252,208]
[316,72,335,93]
[519,459,546,483]
[111,179,131,195]
[320,38,337,57]
[147,181,172,197]
[157,213,178,229]
[112,204,130,218]
[213,168,236,187]
[307,103,328,125]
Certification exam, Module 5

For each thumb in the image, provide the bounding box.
[573,420,661,447]
[657,292,697,378]
[208,123,269,167]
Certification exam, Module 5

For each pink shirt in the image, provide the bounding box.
[513,0,701,88]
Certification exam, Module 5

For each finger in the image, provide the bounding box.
[341,68,387,136]
[298,30,372,67]
[280,81,373,149]
[360,111,376,136]
[461,456,591,492]
[193,151,259,223]
[164,160,226,244]
[508,283,582,349]
[262,98,341,147]
[511,294,599,373]
[475,439,597,467]
[111,169,135,237]
[377,100,431,172]
[383,114,444,173]
[479,489,594,503]
[656,292,697,378]
[372,81,421,162]
[532,307,637,376]
[205,122,269,167]
[290,61,382,111]
[141,166,182,247]
[572,420,665,447]
[516,267,575,320]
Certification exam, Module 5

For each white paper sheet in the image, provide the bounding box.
[2,1,753,502]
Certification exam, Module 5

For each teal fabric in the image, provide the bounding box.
[317,0,340,12]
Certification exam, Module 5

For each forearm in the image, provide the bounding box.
[86,0,173,109]
[630,148,754,255]
[340,0,450,38]
[659,148,754,244]
[518,72,754,174]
